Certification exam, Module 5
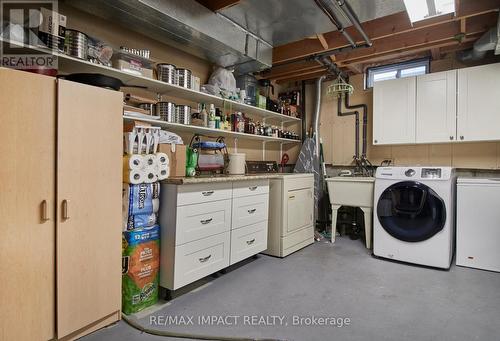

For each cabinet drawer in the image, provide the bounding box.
[232,180,269,198]
[230,221,268,265]
[177,183,232,206]
[174,232,230,289]
[232,194,269,229]
[176,200,231,245]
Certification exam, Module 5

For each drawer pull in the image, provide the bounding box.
[248,186,258,191]
[198,255,212,263]
[200,218,213,225]
[202,190,214,196]
[246,238,256,245]
[247,208,256,214]
[289,195,295,200]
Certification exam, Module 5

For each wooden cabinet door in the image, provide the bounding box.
[457,63,500,142]
[373,77,416,145]
[416,70,457,143]
[56,80,123,339]
[0,68,56,340]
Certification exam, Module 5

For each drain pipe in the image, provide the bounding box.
[336,0,373,46]
[314,75,327,156]
[337,95,360,160]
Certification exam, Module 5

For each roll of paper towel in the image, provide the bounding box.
[123,169,145,184]
[228,153,246,175]
[123,154,144,170]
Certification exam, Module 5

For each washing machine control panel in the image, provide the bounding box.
[404,168,416,177]
[421,168,442,179]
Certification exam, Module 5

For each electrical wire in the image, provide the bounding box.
[121,313,288,341]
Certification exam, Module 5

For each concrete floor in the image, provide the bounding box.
[82,237,500,341]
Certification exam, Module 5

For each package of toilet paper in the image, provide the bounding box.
[122,183,160,231]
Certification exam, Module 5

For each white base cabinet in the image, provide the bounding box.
[263,174,314,258]
[159,179,269,290]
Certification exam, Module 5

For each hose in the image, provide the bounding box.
[121,313,287,341]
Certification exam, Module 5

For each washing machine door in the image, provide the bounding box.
[377,181,446,242]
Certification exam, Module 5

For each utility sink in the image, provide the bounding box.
[325,177,375,248]
[325,177,375,207]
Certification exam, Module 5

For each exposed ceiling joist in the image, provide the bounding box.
[273,0,499,64]
[195,0,241,12]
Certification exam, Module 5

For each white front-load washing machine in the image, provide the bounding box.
[373,166,456,269]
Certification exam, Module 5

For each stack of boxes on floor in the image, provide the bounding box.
[121,125,169,314]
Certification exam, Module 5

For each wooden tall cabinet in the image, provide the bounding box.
[0,68,122,340]
[0,68,56,341]
[56,80,123,340]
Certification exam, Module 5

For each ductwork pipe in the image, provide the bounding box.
[314,75,327,156]
[336,0,373,47]
[458,27,499,61]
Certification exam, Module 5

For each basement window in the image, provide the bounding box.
[365,58,430,89]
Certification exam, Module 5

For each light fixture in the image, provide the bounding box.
[403,0,455,23]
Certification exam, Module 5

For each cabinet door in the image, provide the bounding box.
[0,68,56,340]
[416,70,457,143]
[458,63,500,142]
[287,188,313,234]
[373,77,416,145]
[56,80,123,338]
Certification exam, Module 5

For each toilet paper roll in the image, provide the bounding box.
[123,154,144,171]
[157,164,170,181]
[155,152,169,166]
[143,169,158,183]
[123,169,145,184]
[143,154,158,170]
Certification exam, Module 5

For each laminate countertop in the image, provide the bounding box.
[162,173,307,185]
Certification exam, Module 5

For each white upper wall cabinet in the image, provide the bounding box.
[416,70,457,143]
[457,63,500,142]
[373,77,416,145]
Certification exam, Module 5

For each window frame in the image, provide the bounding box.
[365,57,430,89]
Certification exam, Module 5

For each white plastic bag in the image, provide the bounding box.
[208,67,236,93]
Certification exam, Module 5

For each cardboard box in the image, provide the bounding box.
[159,144,186,177]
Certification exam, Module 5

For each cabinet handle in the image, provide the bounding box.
[202,190,214,196]
[247,208,256,214]
[374,139,378,144]
[41,200,49,222]
[246,238,256,245]
[62,199,70,220]
[460,136,464,140]
[200,218,213,225]
[289,195,295,200]
[449,136,454,140]
[198,254,212,263]
[248,186,258,191]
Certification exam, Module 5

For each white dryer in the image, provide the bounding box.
[373,167,456,269]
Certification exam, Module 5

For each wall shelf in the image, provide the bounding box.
[123,115,301,144]
[1,38,301,123]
